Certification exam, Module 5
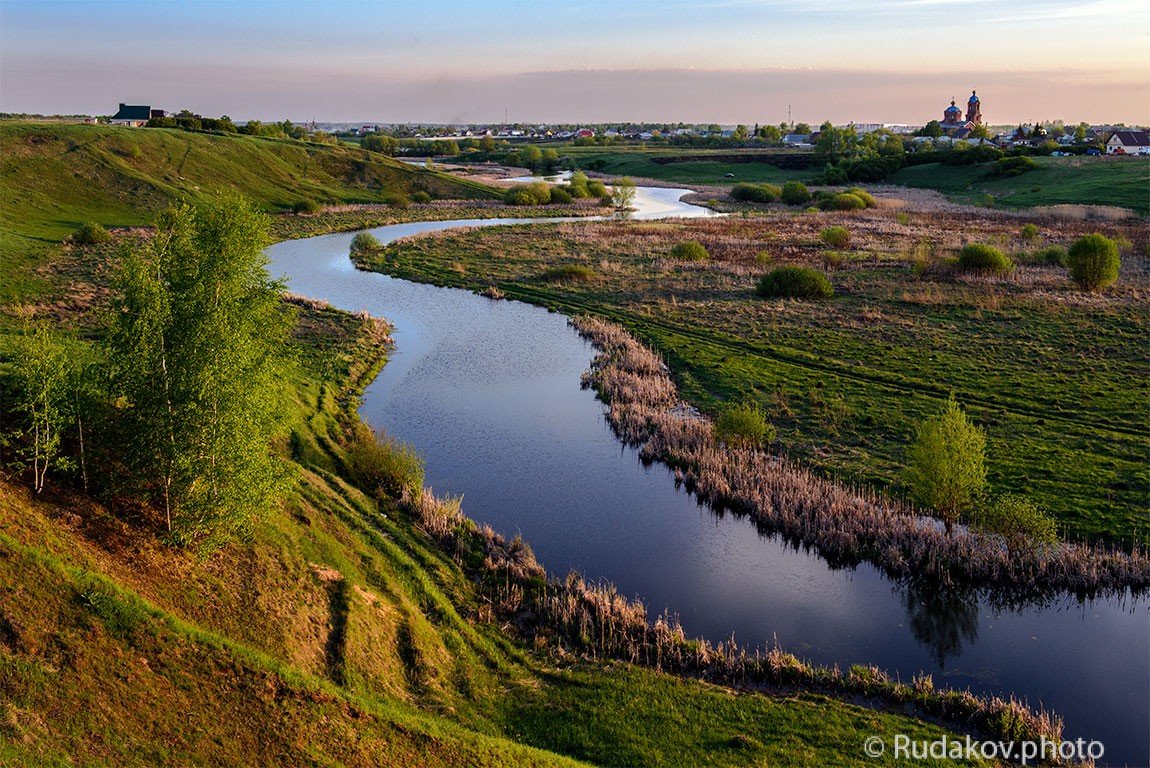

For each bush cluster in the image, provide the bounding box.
[1067,233,1120,292]
[345,423,425,500]
[714,403,775,448]
[73,222,111,245]
[820,226,850,248]
[756,266,834,299]
[670,240,709,261]
[291,200,322,215]
[992,156,1037,177]
[957,243,1014,275]
[780,181,812,206]
[349,232,382,255]
[730,182,782,203]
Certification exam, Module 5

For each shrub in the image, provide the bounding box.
[754,251,774,266]
[714,403,775,448]
[904,395,987,531]
[993,156,1037,177]
[1019,223,1039,241]
[757,266,834,299]
[349,232,382,255]
[896,212,910,226]
[541,264,596,282]
[1067,233,1120,291]
[830,193,866,211]
[846,187,877,208]
[957,243,1014,275]
[730,182,781,203]
[670,240,709,261]
[1035,245,1067,266]
[822,251,845,270]
[345,423,424,500]
[382,192,410,208]
[820,226,850,248]
[74,222,111,245]
[410,191,432,204]
[780,180,812,206]
[503,182,551,206]
[972,494,1058,550]
[548,186,573,204]
[291,200,322,215]
[586,180,608,197]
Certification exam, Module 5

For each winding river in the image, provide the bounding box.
[266,186,1148,765]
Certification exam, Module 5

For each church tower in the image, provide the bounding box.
[966,89,982,125]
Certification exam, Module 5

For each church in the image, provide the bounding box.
[938,90,982,138]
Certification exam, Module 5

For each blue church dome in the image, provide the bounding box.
[969,91,979,103]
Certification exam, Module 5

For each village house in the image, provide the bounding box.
[1106,130,1150,155]
[109,103,164,127]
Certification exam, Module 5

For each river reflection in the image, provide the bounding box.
[265,191,1148,765]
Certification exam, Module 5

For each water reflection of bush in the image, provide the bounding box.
[899,581,981,667]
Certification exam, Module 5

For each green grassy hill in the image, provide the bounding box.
[0,122,498,300]
[890,155,1150,214]
[563,146,812,185]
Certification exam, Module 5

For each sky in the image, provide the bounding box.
[1,0,1147,124]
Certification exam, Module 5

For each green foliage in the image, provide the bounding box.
[829,193,866,211]
[503,182,552,206]
[7,324,91,493]
[540,264,596,282]
[586,179,608,198]
[411,191,432,204]
[670,240,709,261]
[566,171,592,198]
[714,403,775,448]
[291,200,322,215]
[820,226,850,248]
[548,186,573,205]
[611,176,637,218]
[361,133,399,155]
[904,396,987,529]
[957,244,1014,275]
[781,180,812,205]
[972,494,1059,550]
[1035,245,1068,266]
[104,195,294,547]
[1067,233,1120,292]
[730,182,781,203]
[74,222,112,245]
[1018,223,1039,241]
[756,266,834,299]
[993,156,1037,177]
[350,231,383,255]
[754,251,774,266]
[344,422,425,500]
[845,188,877,208]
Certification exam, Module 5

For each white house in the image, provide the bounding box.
[1106,130,1150,155]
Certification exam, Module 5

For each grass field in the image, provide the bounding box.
[0,121,498,302]
[367,211,1149,545]
[561,145,813,185]
[890,155,1150,214]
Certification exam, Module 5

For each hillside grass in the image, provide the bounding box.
[0,295,987,768]
[890,155,1150,214]
[563,146,812,184]
[0,122,499,302]
[364,212,1149,545]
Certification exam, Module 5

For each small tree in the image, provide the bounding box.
[9,325,85,493]
[350,232,383,255]
[1067,233,1120,292]
[611,176,636,219]
[904,396,987,532]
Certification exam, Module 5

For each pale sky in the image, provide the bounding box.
[1,0,1147,124]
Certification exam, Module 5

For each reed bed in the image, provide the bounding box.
[571,315,1150,595]
[406,487,1067,756]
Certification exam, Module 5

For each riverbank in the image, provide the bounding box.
[361,210,1148,547]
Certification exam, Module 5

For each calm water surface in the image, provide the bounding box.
[266,188,1148,765]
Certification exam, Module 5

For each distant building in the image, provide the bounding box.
[110,103,163,127]
[938,90,982,136]
[1106,130,1150,155]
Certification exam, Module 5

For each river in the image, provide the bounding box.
[266,186,1147,765]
